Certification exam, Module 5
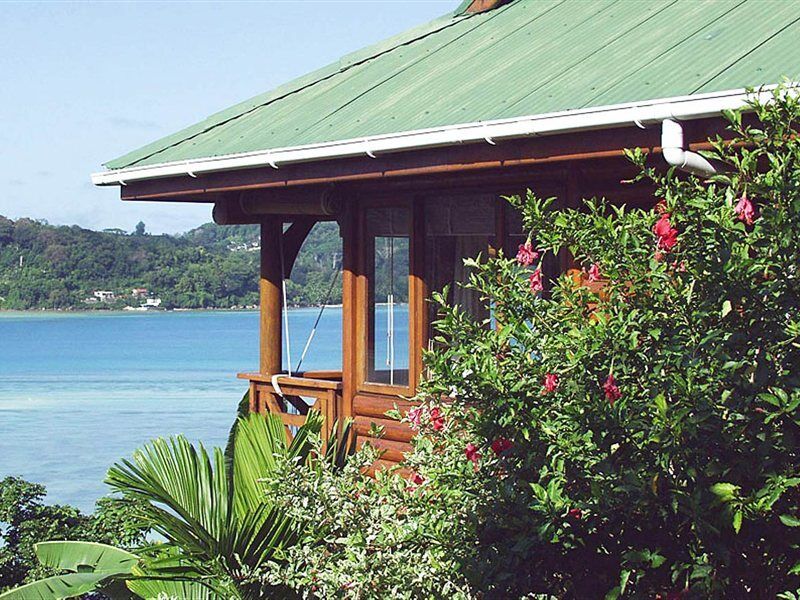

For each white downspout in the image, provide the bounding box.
[661,118,716,177]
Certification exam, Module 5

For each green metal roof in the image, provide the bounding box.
[105,0,800,171]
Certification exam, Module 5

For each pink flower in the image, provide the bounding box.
[529,268,543,294]
[603,373,621,406]
[568,508,583,520]
[653,214,679,251]
[516,241,539,266]
[465,442,481,465]
[586,263,602,282]
[735,193,756,226]
[490,437,513,455]
[542,373,559,394]
[429,406,445,431]
[407,406,422,429]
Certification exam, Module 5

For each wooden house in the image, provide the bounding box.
[92,0,800,468]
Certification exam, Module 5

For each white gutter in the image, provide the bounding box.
[91,85,787,186]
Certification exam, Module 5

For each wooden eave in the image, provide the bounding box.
[117,116,733,204]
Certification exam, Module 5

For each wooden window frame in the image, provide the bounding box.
[355,196,425,397]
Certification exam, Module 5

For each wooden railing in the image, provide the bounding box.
[238,371,342,446]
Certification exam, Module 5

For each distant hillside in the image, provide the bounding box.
[0,217,342,310]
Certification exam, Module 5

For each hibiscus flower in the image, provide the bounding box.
[542,373,559,394]
[490,437,513,455]
[465,442,481,466]
[653,214,679,251]
[529,268,543,294]
[603,373,621,405]
[429,406,445,431]
[735,193,756,226]
[516,241,539,266]
[586,263,602,282]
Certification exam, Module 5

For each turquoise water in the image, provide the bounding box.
[0,308,342,511]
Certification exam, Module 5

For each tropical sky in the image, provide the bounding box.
[0,1,456,234]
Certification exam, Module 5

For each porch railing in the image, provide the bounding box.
[238,371,342,446]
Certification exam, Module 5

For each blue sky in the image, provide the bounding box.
[0,1,456,234]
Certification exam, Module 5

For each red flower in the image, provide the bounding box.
[735,192,756,226]
[410,472,425,486]
[407,406,422,429]
[655,199,669,214]
[490,437,513,455]
[603,373,621,406]
[653,214,679,251]
[516,241,539,266]
[529,268,543,294]
[429,406,445,431]
[568,508,582,520]
[465,442,481,465]
[542,372,559,394]
[586,263,602,282]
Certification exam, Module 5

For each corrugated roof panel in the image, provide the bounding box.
[104,0,800,171]
[589,0,800,104]
[509,0,741,114]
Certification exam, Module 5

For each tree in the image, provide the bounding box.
[133,221,146,236]
[0,477,145,593]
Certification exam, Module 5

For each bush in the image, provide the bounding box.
[410,87,800,597]
[252,88,800,599]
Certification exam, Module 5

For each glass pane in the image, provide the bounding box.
[366,207,409,386]
[425,196,495,333]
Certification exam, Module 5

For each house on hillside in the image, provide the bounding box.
[92,290,116,303]
[91,0,800,469]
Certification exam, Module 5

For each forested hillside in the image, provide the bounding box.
[0,216,342,310]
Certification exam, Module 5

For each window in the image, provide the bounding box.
[425,195,496,332]
[364,206,410,386]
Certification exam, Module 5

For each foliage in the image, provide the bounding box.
[404,87,800,597]
[2,412,328,599]
[0,477,146,594]
[0,542,138,600]
[104,412,326,599]
[0,219,345,310]
[261,435,477,599]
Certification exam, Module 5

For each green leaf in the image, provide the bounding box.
[733,510,743,533]
[710,482,739,502]
[34,541,138,574]
[654,393,667,418]
[721,300,733,318]
[127,576,217,600]
[0,572,117,600]
[780,514,800,527]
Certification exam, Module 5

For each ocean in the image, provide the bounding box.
[0,308,349,512]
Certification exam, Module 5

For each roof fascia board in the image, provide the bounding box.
[91,85,787,187]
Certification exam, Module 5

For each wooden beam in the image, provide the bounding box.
[259,218,283,376]
[282,217,317,277]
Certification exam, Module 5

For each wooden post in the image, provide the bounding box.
[340,202,357,421]
[260,218,283,376]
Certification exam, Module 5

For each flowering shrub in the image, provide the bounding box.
[410,88,800,597]
[261,441,478,599]
[261,89,800,599]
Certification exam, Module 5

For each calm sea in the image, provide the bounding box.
[0,308,347,511]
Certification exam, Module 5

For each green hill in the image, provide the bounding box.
[0,217,342,310]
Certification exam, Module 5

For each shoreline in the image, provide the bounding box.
[0,304,348,316]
